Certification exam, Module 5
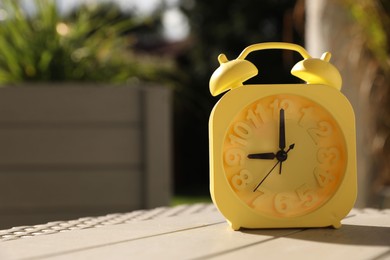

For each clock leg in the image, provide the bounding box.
[228,220,241,231]
[331,221,342,229]
[329,212,342,229]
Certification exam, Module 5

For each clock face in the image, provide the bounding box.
[222,94,347,218]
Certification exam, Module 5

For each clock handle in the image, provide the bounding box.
[237,42,342,90]
[237,42,312,60]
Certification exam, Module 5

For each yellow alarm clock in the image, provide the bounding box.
[209,42,357,230]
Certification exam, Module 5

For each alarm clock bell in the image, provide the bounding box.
[210,43,342,97]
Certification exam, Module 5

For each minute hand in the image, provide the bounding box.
[279,108,286,174]
[279,108,286,151]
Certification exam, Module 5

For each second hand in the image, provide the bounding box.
[253,143,295,192]
[253,160,280,192]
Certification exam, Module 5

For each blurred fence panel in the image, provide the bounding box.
[0,85,171,229]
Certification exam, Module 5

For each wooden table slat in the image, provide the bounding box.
[0,204,389,260]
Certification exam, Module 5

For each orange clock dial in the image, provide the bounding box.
[222,94,347,218]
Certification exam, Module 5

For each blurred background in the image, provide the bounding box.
[0,0,388,228]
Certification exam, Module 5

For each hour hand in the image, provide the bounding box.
[247,152,276,160]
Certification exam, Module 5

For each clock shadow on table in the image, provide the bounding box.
[240,224,390,247]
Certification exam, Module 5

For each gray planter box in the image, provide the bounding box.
[0,84,172,229]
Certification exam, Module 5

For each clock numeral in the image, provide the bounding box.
[296,184,319,207]
[255,103,271,123]
[234,122,252,138]
[274,193,293,214]
[246,109,262,129]
[231,169,253,191]
[229,134,248,146]
[270,98,296,119]
[308,121,333,145]
[317,147,340,165]
[250,189,266,208]
[229,122,252,147]
[248,187,273,208]
[224,148,245,166]
[314,167,335,187]
[315,147,339,188]
[299,107,316,128]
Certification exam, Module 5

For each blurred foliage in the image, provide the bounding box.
[174,0,304,195]
[0,0,175,85]
[171,195,212,206]
[338,0,390,205]
[341,0,389,72]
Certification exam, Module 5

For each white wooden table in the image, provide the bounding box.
[0,204,389,260]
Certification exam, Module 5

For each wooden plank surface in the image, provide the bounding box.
[0,168,143,228]
[0,205,389,260]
